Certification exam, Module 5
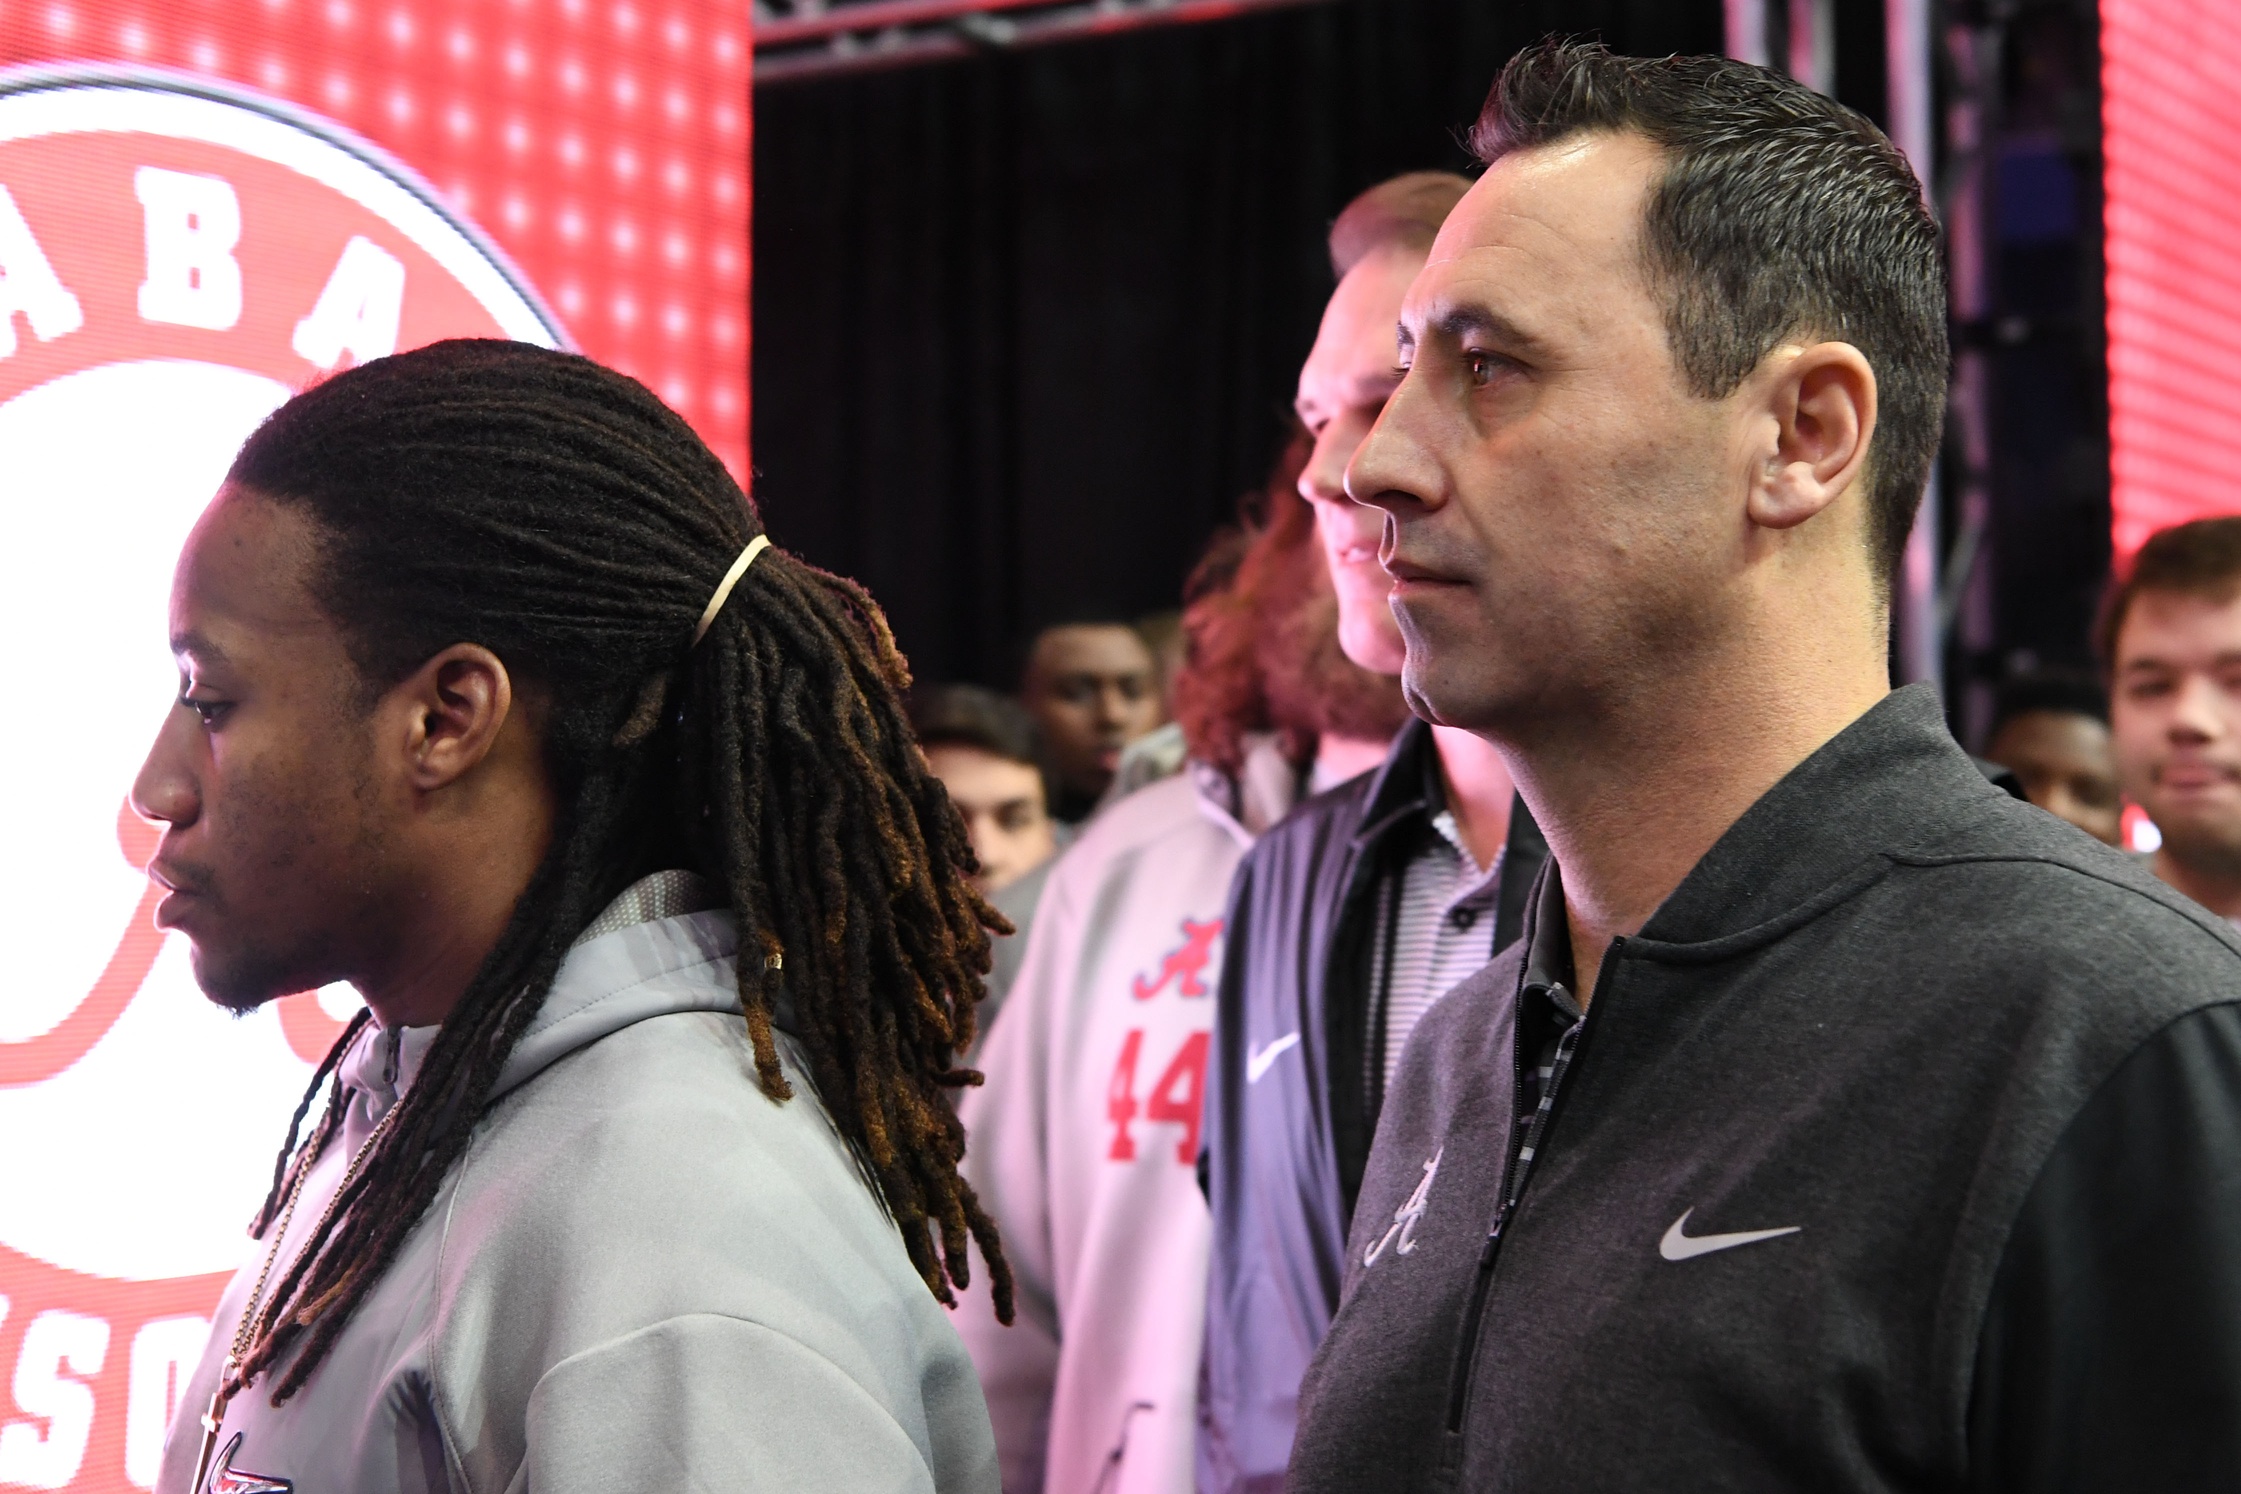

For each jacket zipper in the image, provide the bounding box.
[1441,940,1617,1434]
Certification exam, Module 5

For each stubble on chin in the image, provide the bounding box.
[189,935,300,1015]
[1391,597,1508,731]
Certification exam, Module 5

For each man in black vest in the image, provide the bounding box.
[1291,42,2241,1493]
[1195,171,1548,1494]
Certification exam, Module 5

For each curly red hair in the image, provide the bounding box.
[1172,426,1406,775]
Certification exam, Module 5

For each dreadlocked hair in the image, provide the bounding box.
[226,338,1013,1405]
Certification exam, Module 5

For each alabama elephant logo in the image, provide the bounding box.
[0,66,562,1492]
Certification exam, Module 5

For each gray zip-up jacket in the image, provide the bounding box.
[158,883,999,1494]
[1290,685,2241,1492]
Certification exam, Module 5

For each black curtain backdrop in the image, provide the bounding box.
[751,0,1723,687]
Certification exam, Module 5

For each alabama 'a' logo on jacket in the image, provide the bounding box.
[0,66,563,1494]
[1107,916,1222,1167]
[1131,917,1222,1000]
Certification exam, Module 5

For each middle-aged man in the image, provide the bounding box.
[1196,170,1550,1494]
[1292,44,2241,1493]
[143,341,1001,1493]
[1019,620,1167,822]
[956,441,1408,1494]
[2105,516,2241,921]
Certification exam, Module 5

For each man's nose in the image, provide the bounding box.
[1298,422,1353,506]
[2169,675,2227,742]
[1344,374,1440,517]
[130,714,200,830]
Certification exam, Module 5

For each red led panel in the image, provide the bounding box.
[0,8,746,1491]
[0,0,751,472]
[2103,0,2241,566]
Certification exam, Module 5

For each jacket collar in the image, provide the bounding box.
[1191,732,1310,845]
[1625,683,2002,955]
[1351,717,1441,850]
[1520,858,1575,995]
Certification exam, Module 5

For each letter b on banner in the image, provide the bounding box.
[134,167,243,330]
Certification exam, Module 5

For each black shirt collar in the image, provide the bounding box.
[1350,716,1441,850]
[1521,857,1575,997]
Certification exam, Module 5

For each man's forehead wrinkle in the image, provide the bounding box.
[1398,272,1546,354]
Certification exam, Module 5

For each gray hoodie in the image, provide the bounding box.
[157,879,999,1494]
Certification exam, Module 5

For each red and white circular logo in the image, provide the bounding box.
[0,66,565,1492]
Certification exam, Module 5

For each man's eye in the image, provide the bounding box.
[1464,350,1503,385]
[181,693,230,725]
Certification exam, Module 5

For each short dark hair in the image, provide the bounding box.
[2096,517,2241,665]
[910,683,1045,770]
[1327,171,1472,279]
[1990,669,2109,735]
[1470,41,1949,588]
[1012,616,1145,693]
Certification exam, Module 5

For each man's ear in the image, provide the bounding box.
[1747,341,1877,532]
[388,644,516,793]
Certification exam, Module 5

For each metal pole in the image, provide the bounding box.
[1887,0,1942,688]
[1726,0,1770,68]
[1941,17,2001,741]
[1790,0,1836,94]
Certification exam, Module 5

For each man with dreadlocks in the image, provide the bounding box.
[140,339,1006,1494]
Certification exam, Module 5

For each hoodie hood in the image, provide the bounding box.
[491,903,753,1103]
[339,873,767,1127]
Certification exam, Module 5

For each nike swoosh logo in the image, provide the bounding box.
[1658,1208,1801,1262]
[1246,1032,1301,1083]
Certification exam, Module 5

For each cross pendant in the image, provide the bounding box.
[186,1358,237,1494]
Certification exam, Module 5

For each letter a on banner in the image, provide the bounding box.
[293,235,405,369]
[135,166,245,329]
[0,184,83,357]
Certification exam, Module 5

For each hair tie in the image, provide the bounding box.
[692,534,771,646]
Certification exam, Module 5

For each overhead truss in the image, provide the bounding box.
[753,0,1331,83]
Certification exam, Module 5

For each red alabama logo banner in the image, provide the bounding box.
[0,66,562,1492]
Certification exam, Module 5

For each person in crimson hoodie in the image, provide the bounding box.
[951,424,1410,1494]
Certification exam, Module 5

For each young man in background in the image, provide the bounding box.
[911,683,1064,1030]
[1019,620,1167,822]
[1982,670,2122,847]
[2106,516,2241,922]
